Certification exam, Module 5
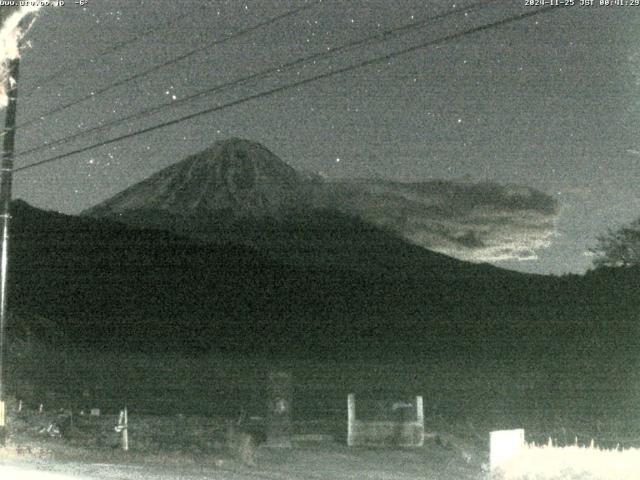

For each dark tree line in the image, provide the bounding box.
[590,218,640,268]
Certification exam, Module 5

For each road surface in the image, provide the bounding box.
[0,441,484,479]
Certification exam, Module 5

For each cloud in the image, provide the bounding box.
[320,179,559,263]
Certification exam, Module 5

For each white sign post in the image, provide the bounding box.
[490,428,525,472]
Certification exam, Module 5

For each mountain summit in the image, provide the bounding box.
[85,138,311,219]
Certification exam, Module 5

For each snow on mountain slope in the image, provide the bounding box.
[85,138,313,219]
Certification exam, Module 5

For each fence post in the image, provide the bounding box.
[347,393,355,447]
[123,407,128,451]
[415,396,424,447]
[490,428,525,472]
[115,407,129,452]
[266,371,291,447]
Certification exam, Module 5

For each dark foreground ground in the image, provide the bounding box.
[1,443,485,480]
[3,352,640,479]
[0,408,486,480]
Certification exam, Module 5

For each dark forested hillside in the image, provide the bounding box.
[6,200,640,365]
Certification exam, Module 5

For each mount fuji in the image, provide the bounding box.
[83,138,556,270]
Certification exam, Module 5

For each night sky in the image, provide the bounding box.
[7,0,640,275]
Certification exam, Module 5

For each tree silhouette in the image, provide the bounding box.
[590,219,640,268]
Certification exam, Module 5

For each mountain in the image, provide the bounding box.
[83,138,558,267]
[82,138,399,269]
[83,138,339,267]
[85,138,313,219]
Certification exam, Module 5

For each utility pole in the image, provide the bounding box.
[0,56,19,443]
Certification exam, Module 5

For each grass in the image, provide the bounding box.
[0,401,234,468]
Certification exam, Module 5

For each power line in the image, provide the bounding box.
[15,4,557,173]
[14,4,558,174]
[16,1,318,131]
[25,9,196,89]
[15,0,498,160]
